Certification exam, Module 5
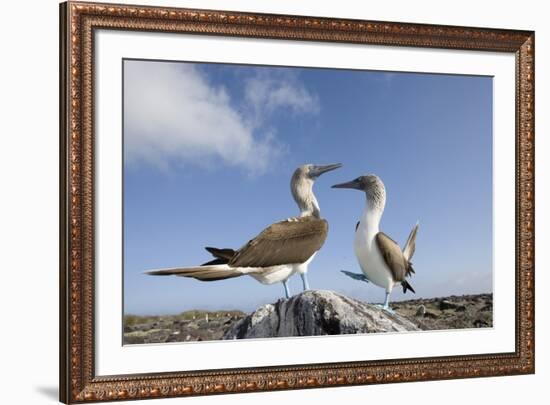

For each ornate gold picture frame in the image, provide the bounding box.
[60,1,535,403]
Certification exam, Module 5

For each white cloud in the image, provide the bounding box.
[244,72,320,123]
[124,61,319,174]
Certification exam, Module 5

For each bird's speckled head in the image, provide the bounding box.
[291,163,342,217]
[332,174,386,211]
[292,163,343,181]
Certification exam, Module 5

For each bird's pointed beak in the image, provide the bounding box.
[331,179,361,190]
[310,163,342,178]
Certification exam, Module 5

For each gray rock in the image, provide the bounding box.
[423,311,438,319]
[474,319,489,328]
[415,305,426,317]
[124,323,151,333]
[439,300,459,310]
[223,290,419,339]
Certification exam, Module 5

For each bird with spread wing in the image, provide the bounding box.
[333,174,419,312]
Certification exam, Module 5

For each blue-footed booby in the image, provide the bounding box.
[332,174,419,311]
[146,163,342,298]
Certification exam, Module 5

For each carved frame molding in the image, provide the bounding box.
[59,1,535,403]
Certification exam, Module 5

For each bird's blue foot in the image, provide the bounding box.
[374,303,395,314]
[375,291,394,313]
[341,270,370,283]
[282,280,291,299]
[301,273,310,291]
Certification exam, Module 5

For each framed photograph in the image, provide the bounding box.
[60,1,535,403]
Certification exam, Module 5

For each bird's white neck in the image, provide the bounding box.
[360,199,383,236]
[292,177,321,218]
[301,200,320,218]
[360,196,385,237]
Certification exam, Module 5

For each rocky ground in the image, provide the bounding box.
[124,310,246,344]
[391,293,493,330]
[123,292,492,344]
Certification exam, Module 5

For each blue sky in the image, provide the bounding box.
[123,59,493,315]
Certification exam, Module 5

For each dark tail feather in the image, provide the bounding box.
[402,280,415,294]
[201,258,228,266]
[406,263,415,277]
[205,247,236,260]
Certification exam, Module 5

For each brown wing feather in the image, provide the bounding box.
[376,232,409,283]
[229,217,328,268]
[403,223,419,262]
[146,265,257,281]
